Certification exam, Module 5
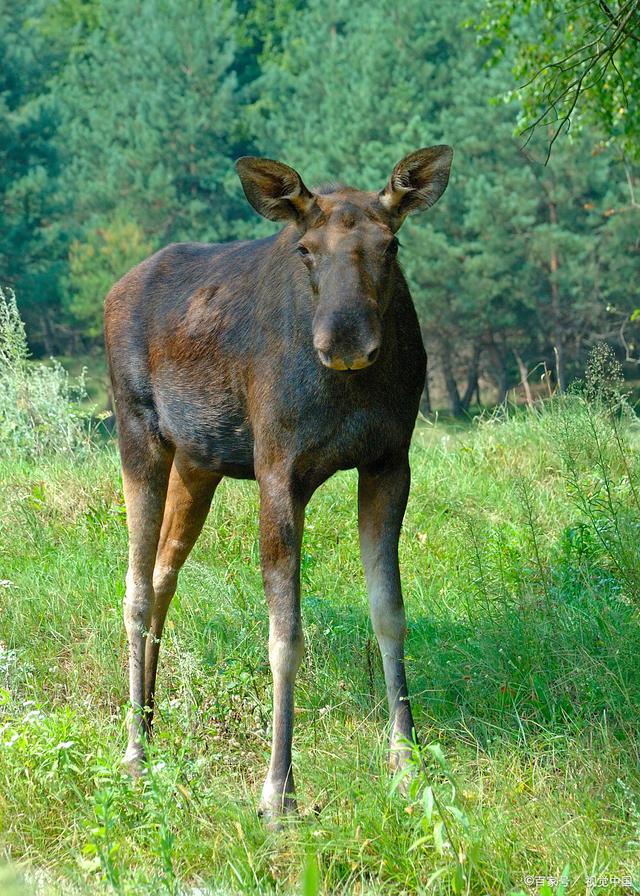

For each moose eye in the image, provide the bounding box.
[297,244,311,258]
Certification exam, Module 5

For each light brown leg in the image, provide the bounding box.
[120,429,173,775]
[358,455,416,774]
[144,455,221,729]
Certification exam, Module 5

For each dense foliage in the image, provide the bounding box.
[1,0,639,411]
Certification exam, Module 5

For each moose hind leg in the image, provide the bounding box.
[144,456,221,729]
[120,431,173,776]
[358,456,416,774]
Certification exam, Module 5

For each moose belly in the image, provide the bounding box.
[155,387,255,477]
[153,371,417,481]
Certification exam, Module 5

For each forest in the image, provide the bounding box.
[3,0,639,412]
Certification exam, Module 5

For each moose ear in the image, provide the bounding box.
[235,157,316,222]
[379,145,453,225]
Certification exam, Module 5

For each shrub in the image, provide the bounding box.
[0,286,93,459]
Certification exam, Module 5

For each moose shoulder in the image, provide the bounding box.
[104,145,453,819]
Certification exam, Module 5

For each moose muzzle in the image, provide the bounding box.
[313,304,382,371]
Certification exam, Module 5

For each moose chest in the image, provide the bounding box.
[249,353,424,479]
[153,348,421,481]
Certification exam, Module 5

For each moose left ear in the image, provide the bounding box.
[379,145,453,225]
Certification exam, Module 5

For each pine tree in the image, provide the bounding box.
[53,0,245,340]
[0,2,67,353]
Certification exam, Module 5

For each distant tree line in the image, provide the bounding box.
[1,0,639,412]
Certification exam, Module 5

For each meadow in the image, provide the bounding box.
[2,369,640,894]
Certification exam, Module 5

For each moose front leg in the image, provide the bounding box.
[358,455,416,774]
[257,468,306,819]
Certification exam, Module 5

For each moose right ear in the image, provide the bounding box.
[235,157,317,222]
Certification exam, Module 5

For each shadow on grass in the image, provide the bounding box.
[279,538,640,763]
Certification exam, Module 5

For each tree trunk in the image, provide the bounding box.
[439,339,462,416]
[496,363,508,405]
[514,349,534,409]
[420,366,432,415]
[460,343,481,413]
[546,193,567,392]
[488,335,509,405]
[42,312,56,356]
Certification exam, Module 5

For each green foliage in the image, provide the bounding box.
[54,0,243,245]
[0,2,68,353]
[301,851,321,896]
[0,866,28,896]
[476,1,640,159]
[0,287,93,458]
[67,217,153,339]
[398,740,482,893]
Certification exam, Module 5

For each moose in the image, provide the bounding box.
[104,145,453,818]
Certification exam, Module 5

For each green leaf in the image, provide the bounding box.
[557,864,570,896]
[452,860,466,893]
[446,805,470,830]
[433,820,445,855]
[426,743,447,769]
[301,852,320,896]
[425,867,448,888]
[408,835,432,852]
[423,785,434,824]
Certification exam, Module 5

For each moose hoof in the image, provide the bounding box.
[258,785,298,829]
[121,745,146,778]
[389,740,416,796]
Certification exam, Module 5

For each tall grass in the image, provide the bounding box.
[0,288,93,459]
[1,356,640,892]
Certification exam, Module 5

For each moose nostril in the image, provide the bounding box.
[367,347,380,364]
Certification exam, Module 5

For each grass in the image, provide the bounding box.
[2,396,640,894]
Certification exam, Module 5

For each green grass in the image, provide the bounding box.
[2,397,640,894]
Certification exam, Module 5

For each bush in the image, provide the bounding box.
[0,287,94,459]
